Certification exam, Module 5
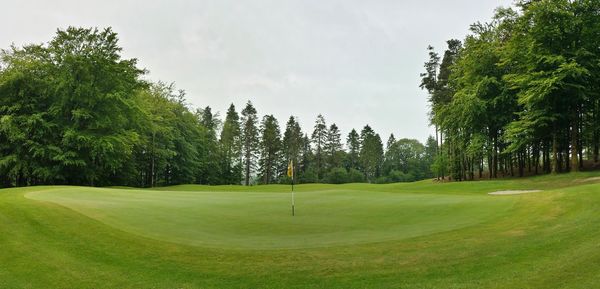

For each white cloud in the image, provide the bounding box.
[1,0,514,142]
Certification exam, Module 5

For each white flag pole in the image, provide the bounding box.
[289,160,295,216]
[291,168,295,216]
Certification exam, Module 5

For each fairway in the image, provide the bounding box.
[25,186,515,249]
[2,173,600,288]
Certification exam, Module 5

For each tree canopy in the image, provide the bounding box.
[421,0,600,180]
[0,26,436,187]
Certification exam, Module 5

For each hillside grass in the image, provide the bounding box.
[1,172,600,288]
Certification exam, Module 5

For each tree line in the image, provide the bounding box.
[421,0,600,181]
[0,27,436,188]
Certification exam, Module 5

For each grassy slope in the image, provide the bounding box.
[0,173,599,288]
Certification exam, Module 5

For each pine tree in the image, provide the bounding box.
[359,125,384,182]
[282,116,303,181]
[220,104,242,184]
[240,101,259,185]
[324,123,343,169]
[258,115,282,184]
[346,129,361,170]
[196,106,222,184]
[311,114,327,181]
[386,133,396,151]
[299,133,314,182]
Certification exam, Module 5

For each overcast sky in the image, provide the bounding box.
[2,0,513,143]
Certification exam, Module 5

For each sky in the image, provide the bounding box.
[2,0,514,144]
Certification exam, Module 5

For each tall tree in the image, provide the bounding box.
[0,27,146,186]
[220,104,242,184]
[311,114,327,180]
[198,106,221,138]
[282,116,303,180]
[240,101,259,185]
[0,42,56,186]
[421,1,600,180]
[359,125,384,182]
[324,123,343,169]
[384,138,427,181]
[346,129,361,170]
[505,0,591,173]
[420,45,441,153]
[386,133,396,151]
[424,136,438,178]
[196,106,221,184]
[258,115,282,184]
[299,133,314,183]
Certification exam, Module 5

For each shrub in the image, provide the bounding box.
[347,168,365,183]
[387,170,415,183]
[326,167,349,184]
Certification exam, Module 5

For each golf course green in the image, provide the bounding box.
[2,173,600,288]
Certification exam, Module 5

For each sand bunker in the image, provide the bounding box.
[575,177,600,183]
[488,190,542,195]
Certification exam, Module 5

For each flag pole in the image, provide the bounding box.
[291,165,295,217]
[288,160,295,216]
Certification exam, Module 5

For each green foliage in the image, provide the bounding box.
[383,138,430,181]
[324,123,343,169]
[0,27,144,186]
[347,168,365,183]
[325,167,348,184]
[0,26,447,187]
[220,104,242,184]
[258,115,282,184]
[299,167,318,183]
[359,125,384,182]
[430,153,448,179]
[423,0,600,180]
[311,114,327,180]
[282,116,303,180]
[345,129,361,170]
[241,101,260,185]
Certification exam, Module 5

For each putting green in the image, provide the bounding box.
[26,186,515,249]
[4,174,600,288]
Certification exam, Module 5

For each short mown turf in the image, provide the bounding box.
[1,173,600,288]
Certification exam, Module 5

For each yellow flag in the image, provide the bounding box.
[287,160,294,179]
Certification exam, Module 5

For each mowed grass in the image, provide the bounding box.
[25,187,515,249]
[1,173,599,288]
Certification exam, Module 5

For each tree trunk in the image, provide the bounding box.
[595,103,600,163]
[435,125,440,180]
[535,152,539,175]
[564,133,569,172]
[441,130,445,180]
[578,116,583,170]
[1,175,10,188]
[479,157,483,179]
[527,147,532,173]
[518,151,524,177]
[543,142,549,173]
[16,171,24,187]
[552,133,558,174]
[571,115,579,172]
[488,154,493,179]
[493,136,498,178]
[592,116,600,163]
[594,130,599,163]
[245,152,251,186]
[510,154,514,177]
